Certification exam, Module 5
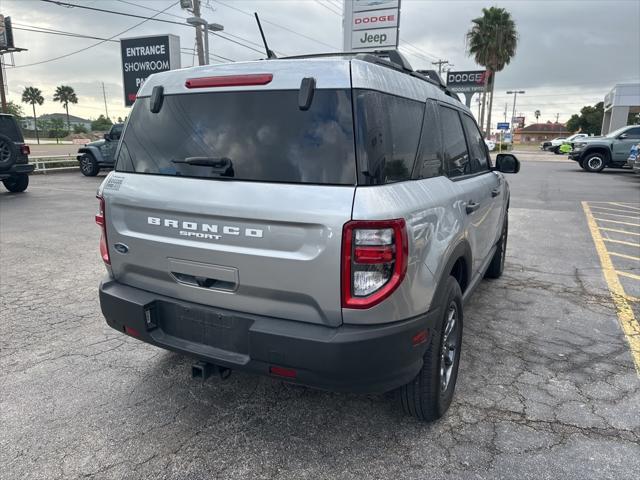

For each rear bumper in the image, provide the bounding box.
[99,279,440,393]
[0,163,34,180]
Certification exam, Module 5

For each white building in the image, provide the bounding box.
[602,83,640,134]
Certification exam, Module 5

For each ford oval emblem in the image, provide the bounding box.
[113,243,129,254]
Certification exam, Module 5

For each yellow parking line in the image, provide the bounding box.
[599,227,640,236]
[609,252,640,262]
[609,202,640,211]
[591,205,640,215]
[603,238,640,247]
[582,201,640,375]
[617,271,640,281]
[594,217,640,227]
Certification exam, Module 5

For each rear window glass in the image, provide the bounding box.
[354,90,424,185]
[0,116,23,142]
[116,90,356,185]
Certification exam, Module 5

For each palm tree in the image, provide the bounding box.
[52,85,78,133]
[534,109,541,123]
[21,86,45,144]
[466,7,518,136]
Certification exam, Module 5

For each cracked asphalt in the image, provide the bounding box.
[1,157,639,479]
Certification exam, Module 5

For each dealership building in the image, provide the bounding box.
[602,83,640,134]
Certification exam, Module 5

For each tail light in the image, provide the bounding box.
[95,195,110,265]
[342,219,408,309]
[20,145,31,155]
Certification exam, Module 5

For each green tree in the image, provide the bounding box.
[91,114,113,131]
[21,86,45,144]
[6,101,24,118]
[52,85,78,132]
[73,124,88,134]
[566,102,604,135]
[466,7,519,136]
[48,118,67,139]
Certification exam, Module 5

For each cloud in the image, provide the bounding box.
[3,0,639,126]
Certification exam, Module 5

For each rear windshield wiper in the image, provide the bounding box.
[171,156,235,177]
[172,156,230,167]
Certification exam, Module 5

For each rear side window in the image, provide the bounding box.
[414,100,443,179]
[0,116,23,142]
[354,90,424,185]
[625,127,640,139]
[439,106,470,178]
[116,90,356,185]
[461,114,490,172]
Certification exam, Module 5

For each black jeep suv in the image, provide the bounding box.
[0,114,33,192]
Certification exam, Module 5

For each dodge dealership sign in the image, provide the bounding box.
[446,70,493,93]
[343,0,400,52]
[120,34,180,107]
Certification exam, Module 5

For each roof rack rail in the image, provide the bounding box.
[280,50,460,102]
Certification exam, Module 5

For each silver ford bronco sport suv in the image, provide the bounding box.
[97,51,519,421]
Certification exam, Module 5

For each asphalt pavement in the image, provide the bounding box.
[1,155,639,479]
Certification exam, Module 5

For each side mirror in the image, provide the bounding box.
[103,133,110,140]
[619,133,628,139]
[495,153,520,174]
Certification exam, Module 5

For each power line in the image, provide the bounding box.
[15,22,236,62]
[39,0,268,57]
[399,40,439,61]
[213,0,338,51]
[313,0,342,17]
[10,1,180,69]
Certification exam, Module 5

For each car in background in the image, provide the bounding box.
[484,138,496,151]
[542,133,589,154]
[540,137,565,151]
[627,142,640,173]
[570,125,640,172]
[0,114,33,193]
[76,123,124,176]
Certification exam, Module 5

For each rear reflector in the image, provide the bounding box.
[124,325,140,337]
[412,330,428,346]
[269,366,297,379]
[185,73,273,89]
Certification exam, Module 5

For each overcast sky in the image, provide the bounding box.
[1,0,639,126]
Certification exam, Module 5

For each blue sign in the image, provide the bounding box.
[497,122,510,130]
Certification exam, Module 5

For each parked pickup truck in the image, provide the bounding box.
[77,123,123,176]
[569,125,640,172]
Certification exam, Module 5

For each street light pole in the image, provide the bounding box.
[507,90,525,128]
[187,17,223,65]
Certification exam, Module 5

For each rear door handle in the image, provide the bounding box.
[465,201,480,214]
[491,188,501,197]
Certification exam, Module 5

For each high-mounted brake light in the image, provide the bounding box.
[185,73,273,89]
[96,195,110,265]
[342,219,408,309]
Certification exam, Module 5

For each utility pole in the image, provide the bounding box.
[555,113,560,123]
[503,102,508,123]
[101,82,109,120]
[431,59,450,76]
[191,0,205,66]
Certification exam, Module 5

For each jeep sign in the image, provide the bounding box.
[343,0,401,52]
[446,70,493,93]
[120,34,180,107]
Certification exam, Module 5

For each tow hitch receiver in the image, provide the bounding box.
[191,361,232,382]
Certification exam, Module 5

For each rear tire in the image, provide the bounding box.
[3,174,29,193]
[79,154,100,176]
[397,276,463,422]
[485,214,508,279]
[583,152,606,173]
[552,146,561,154]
